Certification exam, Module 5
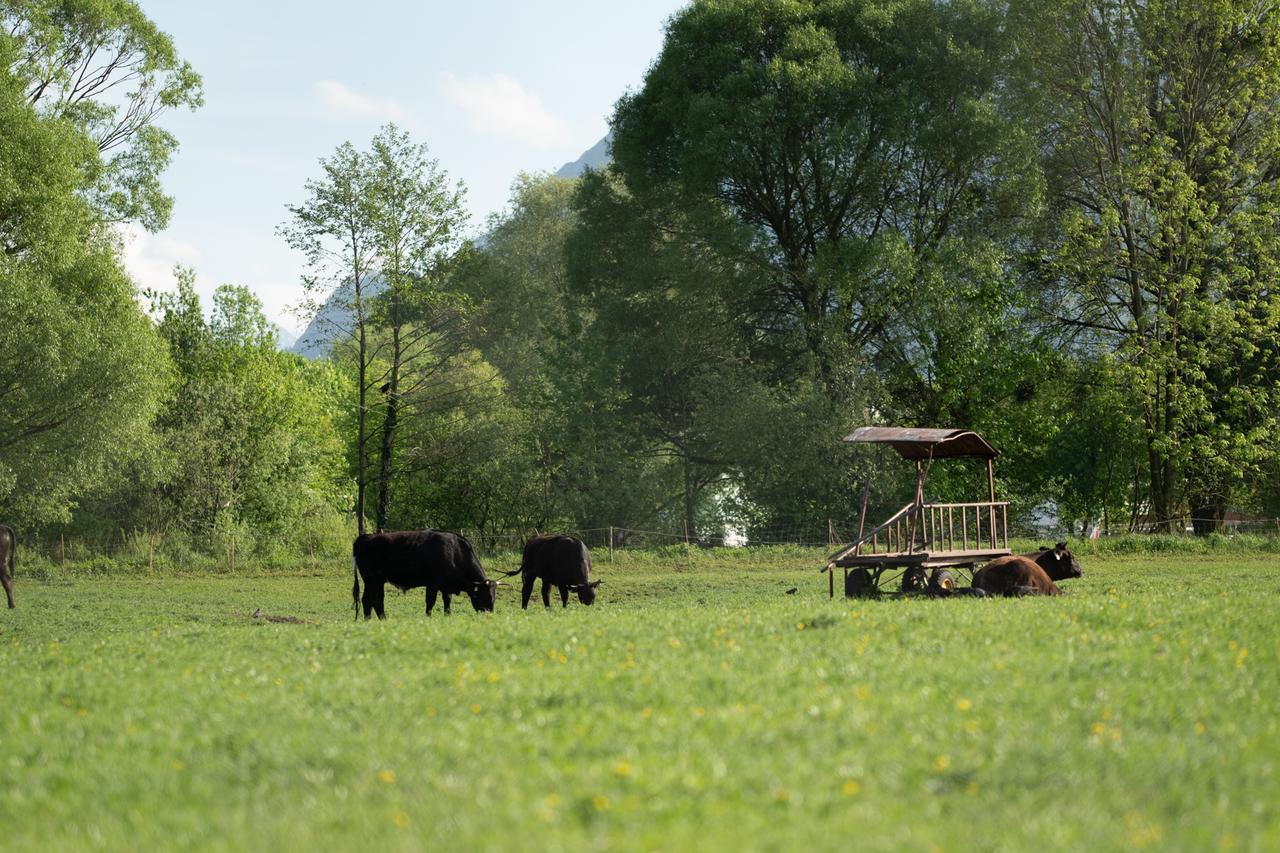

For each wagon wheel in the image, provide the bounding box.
[901,566,928,593]
[928,569,956,596]
[844,568,874,598]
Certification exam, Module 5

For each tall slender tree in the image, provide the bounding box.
[363,127,467,532]
[281,126,467,533]
[280,143,378,533]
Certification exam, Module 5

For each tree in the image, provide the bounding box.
[2,0,203,231]
[281,125,468,533]
[281,142,378,533]
[362,127,468,532]
[0,37,172,527]
[1019,0,1280,529]
[611,0,1035,391]
[133,271,346,545]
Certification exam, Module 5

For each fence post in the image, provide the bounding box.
[230,535,236,574]
[148,531,155,575]
[60,534,65,572]
[608,526,614,563]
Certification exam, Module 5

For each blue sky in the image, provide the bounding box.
[125,1,687,334]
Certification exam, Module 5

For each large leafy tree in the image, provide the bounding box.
[1020,0,1280,529]
[2,0,203,230]
[612,0,1035,390]
[0,20,176,527]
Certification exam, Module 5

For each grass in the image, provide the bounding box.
[0,548,1277,851]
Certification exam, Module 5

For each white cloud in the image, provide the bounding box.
[441,72,572,148]
[313,79,412,124]
[119,224,203,298]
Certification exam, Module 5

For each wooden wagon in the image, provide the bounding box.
[824,427,1011,597]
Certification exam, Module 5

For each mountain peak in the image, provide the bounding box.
[554,134,611,178]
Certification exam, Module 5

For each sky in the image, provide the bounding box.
[124,1,688,336]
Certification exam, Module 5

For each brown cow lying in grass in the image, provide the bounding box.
[972,542,1084,597]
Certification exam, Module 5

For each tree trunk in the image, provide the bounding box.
[355,274,368,536]
[375,289,403,532]
[683,460,697,545]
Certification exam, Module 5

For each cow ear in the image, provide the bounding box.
[588,580,602,588]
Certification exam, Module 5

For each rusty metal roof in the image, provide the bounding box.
[841,427,999,460]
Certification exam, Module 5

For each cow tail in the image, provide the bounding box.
[351,552,360,620]
[9,532,14,576]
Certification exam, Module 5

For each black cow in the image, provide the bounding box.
[0,524,14,609]
[1023,542,1084,581]
[352,530,496,619]
[510,535,600,609]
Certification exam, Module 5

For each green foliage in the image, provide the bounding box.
[0,59,171,526]
[613,0,1039,381]
[1019,0,1280,526]
[1,554,1277,850]
[95,271,350,544]
[0,242,171,525]
[1,0,203,230]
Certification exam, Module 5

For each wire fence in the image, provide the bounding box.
[18,513,1280,573]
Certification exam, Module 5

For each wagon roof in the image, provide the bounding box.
[841,427,999,460]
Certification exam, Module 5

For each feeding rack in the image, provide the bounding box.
[824,427,1011,597]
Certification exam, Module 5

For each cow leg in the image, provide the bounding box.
[1,573,13,609]
[521,573,535,610]
[363,582,384,620]
[443,593,452,615]
[559,585,570,607]
[425,586,439,616]
[541,579,552,608]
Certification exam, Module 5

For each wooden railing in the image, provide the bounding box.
[919,501,1009,554]
[828,500,1009,564]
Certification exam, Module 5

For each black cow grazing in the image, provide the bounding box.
[352,530,496,619]
[512,535,600,609]
[0,524,14,609]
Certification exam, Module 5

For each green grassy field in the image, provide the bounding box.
[1,548,1276,851]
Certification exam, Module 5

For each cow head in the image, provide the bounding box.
[467,579,498,612]
[1036,542,1083,581]
[571,580,601,605]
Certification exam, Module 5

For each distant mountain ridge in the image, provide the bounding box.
[288,137,611,358]
[554,133,611,178]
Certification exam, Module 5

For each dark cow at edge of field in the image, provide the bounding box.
[972,541,1084,597]
[506,535,600,609]
[0,524,14,609]
[352,530,497,619]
